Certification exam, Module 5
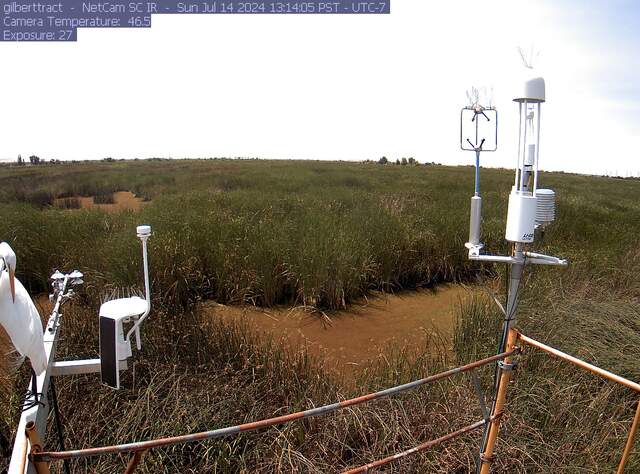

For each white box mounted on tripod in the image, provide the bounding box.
[99,297,147,388]
[99,225,152,389]
[505,192,537,243]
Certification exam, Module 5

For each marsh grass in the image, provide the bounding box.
[1,159,639,472]
[0,161,502,310]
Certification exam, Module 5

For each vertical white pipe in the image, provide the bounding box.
[514,102,522,189]
[519,101,528,192]
[125,234,152,348]
[469,195,482,246]
[142,239,150,306]
[135,239,150,350]
[533,105,541,195]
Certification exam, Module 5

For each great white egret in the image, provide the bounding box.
[0,242,47,407]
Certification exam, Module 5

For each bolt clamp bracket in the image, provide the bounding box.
[498,360,517,371]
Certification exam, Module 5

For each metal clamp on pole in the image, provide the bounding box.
[497,360,517,372]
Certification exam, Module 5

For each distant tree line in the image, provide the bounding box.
[15,154,63,165]
[16,154,45,165]
[375,156,433,166]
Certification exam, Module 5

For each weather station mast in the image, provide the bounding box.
[460,64,568,472]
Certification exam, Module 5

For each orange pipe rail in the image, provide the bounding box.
[25,421,49,474]
[617,400,640,474]
[16,432,28,474]
[516,332,640,392]
[343,417,493,473]
[33,349,515,463]
[516,331,640,473]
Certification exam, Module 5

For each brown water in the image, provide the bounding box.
[202,285,471,372]
[1,286,470,380]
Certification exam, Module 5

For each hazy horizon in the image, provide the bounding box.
[3,1,639,177]
[2,155,637,179]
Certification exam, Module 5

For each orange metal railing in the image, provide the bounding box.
[22,329,640,473]
[478,329,640,473]
[30,350,514,471]
[512,330,640,474]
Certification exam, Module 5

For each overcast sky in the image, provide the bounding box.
[2,1,639,175]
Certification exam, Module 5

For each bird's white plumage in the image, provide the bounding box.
[0,242,47,375]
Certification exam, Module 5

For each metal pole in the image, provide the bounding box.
[503,249,524,339]
[9,277,69,474]
[123,450,145,474]
[125,234,151,349]
[519,101,528,192]
[475,149,481,196]
[514,102,522,188]
[479,329,518,474]
[142,238,150,307]
[617,399,640,473]
[533,106,541,194]
[25,421,50,474]
[478,245,524,471]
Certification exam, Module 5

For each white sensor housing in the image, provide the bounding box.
[514,76,546,103]
[525,144,536,166]
[535,189,556,227]
[467,196,482,247]
[505,192,537,243]
[137,225,151,238]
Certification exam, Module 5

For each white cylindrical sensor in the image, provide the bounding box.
[469,195,482,246]
[505,192,537,243]
[137,225,151,238]
[525,144,536,166]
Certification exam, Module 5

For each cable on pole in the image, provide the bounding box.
[49,378,71,474]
